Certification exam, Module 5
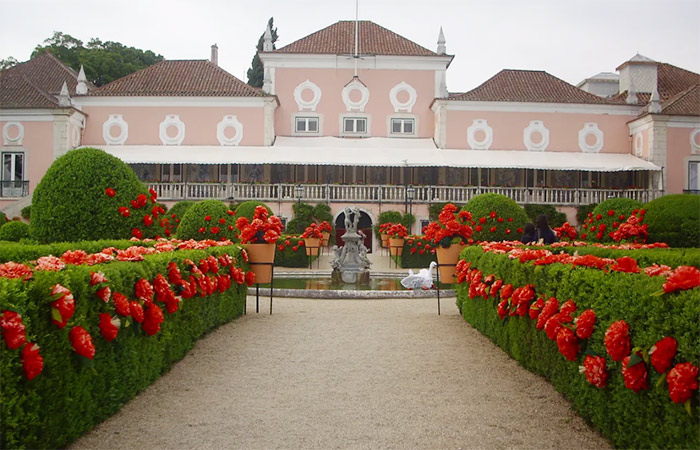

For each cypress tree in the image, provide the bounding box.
[246,17,278,88]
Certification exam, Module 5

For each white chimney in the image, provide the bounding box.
[617,53,658,95]
[648,87,662,113]
[210,44,218,65]
[76,65,88,95]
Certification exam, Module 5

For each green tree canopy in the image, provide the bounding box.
[30,31,164,87]
[246,17,278,88]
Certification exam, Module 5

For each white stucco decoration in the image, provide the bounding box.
[467,119,493,150]
[102,115,128,145]
[2,122,24,146]
[634,132,644,157]
[523,120,549,151]
[389,81,417,113]
[690,128,700,154]
[341,78,370,112]
[578,123,604,153]
[217,115,244,146]
[159,114,185,145]
[293,80,322,111]
[71,125,81,148]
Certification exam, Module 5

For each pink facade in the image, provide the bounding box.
[274,68,435,137]
[666,126,697,193]
[81,106,267,146]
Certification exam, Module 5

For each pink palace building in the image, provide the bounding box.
[1,20,699,250]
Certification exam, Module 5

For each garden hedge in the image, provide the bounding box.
[539,244,700,269]
[164,200,195,233]
[0,245,248,449]
[0,220,30,242]
[176,200,236,241]
[463,193,529,241]
[581,198,643,243]
[0,239,155,264]
[274,235,317,267]
[456,246,699,449]
[644,194,700,248]
[524,204,566,228]
[233,200,273,221]
[399,237,437,269]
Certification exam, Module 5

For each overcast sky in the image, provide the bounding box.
[1,0,698,93]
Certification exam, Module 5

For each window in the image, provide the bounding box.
[159,164,183,182]
[689,161,700,190]
[343,117,367,134]
[1,152,26,197]
[295,117,319,133]
[391,118,414,135]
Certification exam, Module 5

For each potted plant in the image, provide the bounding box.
[318,220,333,247]
[301,223,323,256]
[387,223,408,256]
[236,206,283,284]
[423,203,473,283]
[379,222,393,248]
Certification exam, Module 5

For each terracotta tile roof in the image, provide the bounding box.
[274,21,438,56]
[90,60,265,97]
[660,84,700,116]
[0,52,80,108]
[609,63,700,104]
[448,70,622,104]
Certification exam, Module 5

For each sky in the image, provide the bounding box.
[1,0,699,93]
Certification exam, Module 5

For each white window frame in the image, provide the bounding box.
[2,151,25,182]
[389,117,416,136]
[340,115,370,136]
[687,157,700,191]
[295,117,320,134]
[291,113,322,136]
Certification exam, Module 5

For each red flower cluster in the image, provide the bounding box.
[301,223,323,239]
[318,221,333,233]
[667,362,699,404]
[22,343,44,380]
[0,261,33,280]
[1,310,27,349]
[423,204,473,247]
[580,355,608,388]
[662,266,700,294]
[649,336,677,374]
[554,222,578,241]
[236,206,284,244]
[609,214,648,243]
[69,326,95,359]
[98,314,120,342]
[386,223,408,239]
[622,353,649,393]
[604,320,630,362]
[50,284,75,329]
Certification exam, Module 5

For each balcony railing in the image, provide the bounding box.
[0,181,29,198]
[147,182,664,206]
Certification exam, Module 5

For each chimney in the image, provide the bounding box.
[263,24,273,52]
[210,44,218,65]
[437,27,446,55]
[648,87,662,113]
[76,65,88,95]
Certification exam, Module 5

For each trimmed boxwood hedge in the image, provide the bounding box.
[538,244,700,269]
[0,221,30,242]
[399,237,437,269]
[233,200,273,221]
[456,246,700,449]
[644,194,700,248]
[0,245,247,449]
[274,235,316,267]
[463,193,529,242]
[176,200,236,241]
[524,204,566,228]
[582,198,643,243]
[0,239,155,264]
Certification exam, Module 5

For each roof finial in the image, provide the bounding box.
[57,81,71,107]
[648,87,662,113]
[76,65,88,95]
[263,23,273,52]
[437,27,446,55]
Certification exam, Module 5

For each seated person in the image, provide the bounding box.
[535,214,559,244]
[521,222,536,244]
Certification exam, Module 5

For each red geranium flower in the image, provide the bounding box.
[608,210,615,216]
[135,279,154,302]
[475,225,482,232]
[112,292,131,316]
[575,309,596,339]
[649,336,677,373]
[536,297,559,330]
[556,327,580,361]
[205,215,212,222]
[604,320,630,362]
[545,314,563,340]
[580,355,608,388]
[500,284,513,300]
[1,310,26,349]
[667,362,699,404]
[199,227,206,233]
[610,256,640,273]
[142,303,164,336]
[0,262,33,280]
[489,279,503,298]
[226,210,235,216]
[479,217,486,224]
[622,353,649,393]
[69,326,95,359]
[131,228,143,239]
[662,266,700,294]
[50,284,75,329]
[529,297,545,320]
[211,226,220,234]
[489,227,496,233]
[143,215,154,227]
[129,301,144,323]
[98,313,120,342]
[22,343,44,380]
[489,211,497,219]
[497,300,508,319]
[105,187,116,197]
[219,218,226,224]
[245,271,256,286]
[96,286,111,303]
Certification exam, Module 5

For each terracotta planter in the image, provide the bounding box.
[389,238,405,256]
[381,233,389,248]
[436,243,467,283]
[321,232,330,247]
[244,242,276,284]
[304,237,321,256]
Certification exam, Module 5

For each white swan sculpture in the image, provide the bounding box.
[400,261,437,290]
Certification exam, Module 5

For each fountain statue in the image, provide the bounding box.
[330,206,372,284]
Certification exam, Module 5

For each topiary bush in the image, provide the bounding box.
[462,194,529,242]
[0,221,30,242]
[0,212,8,226]
[581,198,643,243]
[233,201,272,221]
[577,203,598,226]
[166,201,195,233]
[29,148,169,243]
[644,194,700,248]
[176,200,236,241]
[20,205,30,221]
[524,204,566,228]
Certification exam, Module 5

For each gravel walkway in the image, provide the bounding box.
[71,296,610,450]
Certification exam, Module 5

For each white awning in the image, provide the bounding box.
[89,136,661,172]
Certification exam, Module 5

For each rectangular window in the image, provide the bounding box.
[391,118,414,134]
[343,117,367,134]
[2,152,26,197]
[295,117,319,133]
[690,161,700,190]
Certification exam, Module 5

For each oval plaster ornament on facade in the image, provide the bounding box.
[293,80,322,112]
[634,132,644,157]
[159,115,185,145]
[342,78,370,112]
[2,122,24,146]
[578,123,604,153]
[690,128,700,154]
[523,120,549,151]
[467,119,493,150]
[217,115,244,146]
[102,115,128,145]
[389,81,417,113]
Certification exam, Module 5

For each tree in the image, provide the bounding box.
[0,57,19,70]
[246,17,278,88]
[30,31,164,87]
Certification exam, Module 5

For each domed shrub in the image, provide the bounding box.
[176,200,236,241]
[234,201,272,221]
[30,148,171,243]
[0,221,29,241]
[0,212,8,226]
[20,205,30,220]
[165,201,195,233]
[644,194,700,248]
[524,204,566,228]
[462,194,528,242]
[581,197,643,243]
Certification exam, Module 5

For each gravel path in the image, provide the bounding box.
[71,296,610,450]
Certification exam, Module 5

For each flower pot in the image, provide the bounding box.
[304,237,321,256]
[381,233,389,248]
[244,242,276,284]
[389,238,405,256]
[321,232,330,247]
[436,243,467,283]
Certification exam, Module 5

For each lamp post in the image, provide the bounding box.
[295,184,304,206]
[406,185,415,235]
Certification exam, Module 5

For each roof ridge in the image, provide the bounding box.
[661,83,700,110]
[15,72,60,106]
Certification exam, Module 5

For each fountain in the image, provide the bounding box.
[329,206,372,284]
